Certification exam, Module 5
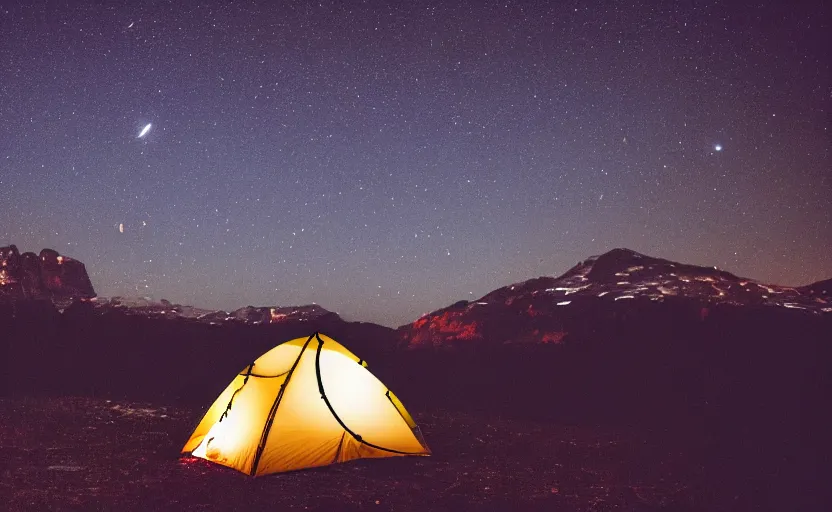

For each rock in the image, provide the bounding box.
[0,245,95,301]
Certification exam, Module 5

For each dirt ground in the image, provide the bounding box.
[1,396,709,511]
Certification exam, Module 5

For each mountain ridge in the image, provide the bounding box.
[397,247,832,347]
[3,245,829,334]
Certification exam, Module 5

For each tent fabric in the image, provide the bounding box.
[182,332,430,475]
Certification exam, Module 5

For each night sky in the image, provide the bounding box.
[1,1,829,327]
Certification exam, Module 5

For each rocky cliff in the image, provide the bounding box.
[0,245,95,301]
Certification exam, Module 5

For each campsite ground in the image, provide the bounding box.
[0,396,718,511]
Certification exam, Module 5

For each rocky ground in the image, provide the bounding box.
[0,396,711,511]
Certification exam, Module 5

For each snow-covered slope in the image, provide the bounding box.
[486,248,830,311]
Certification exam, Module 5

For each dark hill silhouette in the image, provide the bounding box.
[800,277,832,297]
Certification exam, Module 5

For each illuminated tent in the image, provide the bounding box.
[182,332,430,475]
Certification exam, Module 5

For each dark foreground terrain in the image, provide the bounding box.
[1,397,710,512]
[2,255,828,510]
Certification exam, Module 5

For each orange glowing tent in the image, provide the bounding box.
[181,332,430,475]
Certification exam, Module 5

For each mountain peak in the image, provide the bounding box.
[584,248,654,282]
[587,248,738,284]
[595,247,649,259]
[1,245,95,302]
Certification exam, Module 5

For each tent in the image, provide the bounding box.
[182,332,430,475]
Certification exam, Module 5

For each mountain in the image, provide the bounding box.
[87,296,340,326]
[0,245,95,302]
[5,245,829,343]
[0,246,352,327]
[0,245,401,402]
[398,248,832,347]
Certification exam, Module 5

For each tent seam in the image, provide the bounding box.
[249,332,316,476]
[313,333,425,456]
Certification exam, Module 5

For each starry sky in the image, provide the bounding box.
[1,1,830,327]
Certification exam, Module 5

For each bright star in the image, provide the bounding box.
[714,144,722,152]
